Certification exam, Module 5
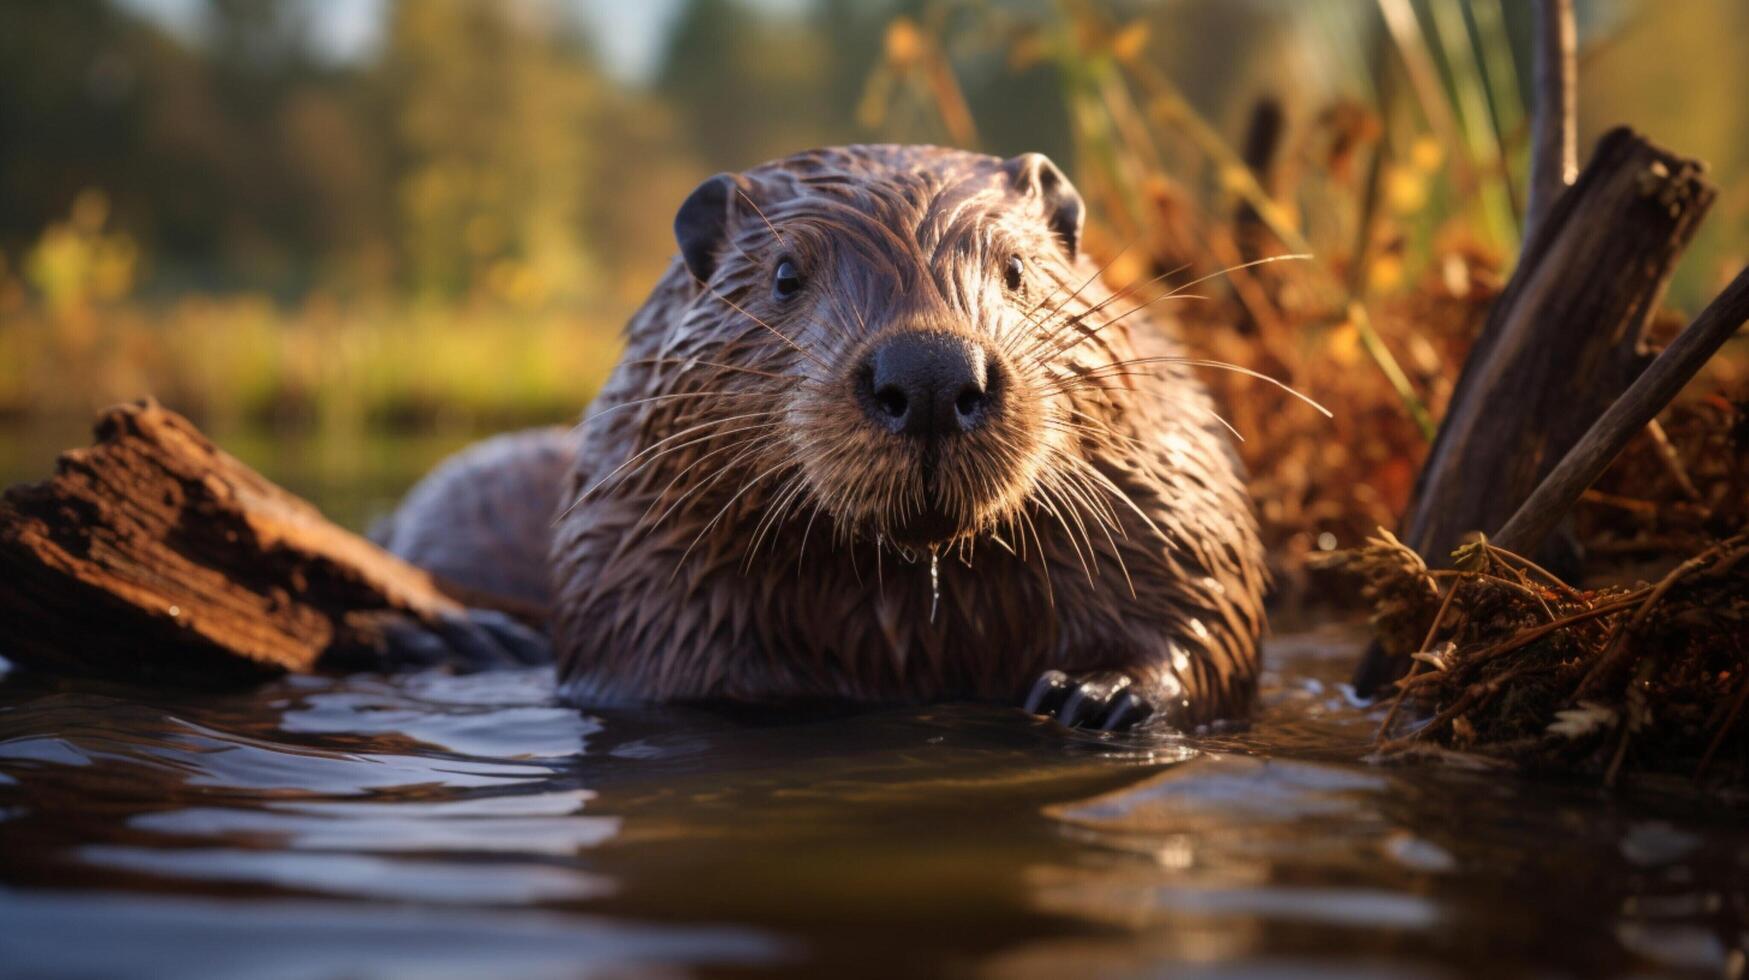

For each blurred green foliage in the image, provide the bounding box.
[0,0,1744,445]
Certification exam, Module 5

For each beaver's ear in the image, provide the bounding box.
[1002,153,1084,259]
[674,172,752,283]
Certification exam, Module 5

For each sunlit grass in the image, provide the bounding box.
[0,296,623,436]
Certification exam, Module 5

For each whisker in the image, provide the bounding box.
[1064,356,1332,418]
[1016,506,1053,606]
[1031,480,1095,586]
[1050,458,1134,598]
[582,389,768,425]
[1027,293,1207,369]
[745,469,811,570]
[670,459,793,582]
[632,435,770,539]
[1159,251,1313,296]
[624,356,805,383]
[1047,450,1122,532]
[1031,253,1310,365]
[796,498,827,576]
[583,426,776,536]
[555,412,780,525]
[736,188,788,250]
[1001,240,1139,358]
[704,286,829,369]
[1041,417,1150,456]
[585,411,778,496]
[1020,260,1192,362]
[1066,453,1170,548]
[1200,404,1246,443]
[1046,462,1117,547]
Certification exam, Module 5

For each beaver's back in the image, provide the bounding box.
[378,426,576,609]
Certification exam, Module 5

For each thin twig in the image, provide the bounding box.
[1642,418,1704,503]
[1525,0,1577,240]
[1378,580,1460,740]
[1483,542,1585,602]
[1461,593,1647,672]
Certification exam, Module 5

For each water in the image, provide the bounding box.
[2,424,1747,976]
[3,628,1746,979]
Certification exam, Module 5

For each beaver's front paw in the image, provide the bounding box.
[367,608,551,672]
[1022,669,1155,731]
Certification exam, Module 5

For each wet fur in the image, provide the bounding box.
[522,145,1268,725]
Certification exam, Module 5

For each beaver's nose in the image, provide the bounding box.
[861,331,995,438]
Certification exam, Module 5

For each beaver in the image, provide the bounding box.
[383,145,1267,730]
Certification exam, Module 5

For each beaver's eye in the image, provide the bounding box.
[1004,255,1024,292]
[772,259,803,300]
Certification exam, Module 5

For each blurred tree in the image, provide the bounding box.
[658,0,761,167]
[378,0,602,305]
[847,0,1072,161]
[815,0,888,130]
[205,0,312,75]
[657,0,835,170]
[0,2,146,259]
[0,0,386,296]
[0,0,1741,315]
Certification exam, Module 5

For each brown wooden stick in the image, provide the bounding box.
[1526,0,1577,238]
[1493,265,1749,555]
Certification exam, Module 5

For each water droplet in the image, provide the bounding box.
[928,545,940,624]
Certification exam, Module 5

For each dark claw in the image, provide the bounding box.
[1022,670,1154,732]
[1023,670,1073,714]
[1099,689,1153,731]
[372,609,552,672]
[466,610,552,666]
[1055,681,1100,727]
[376,618,451,668]
[430,612,519,669]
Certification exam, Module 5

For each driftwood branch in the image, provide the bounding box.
[1493,265,1749,555]
[1401,128,1713,568]
[0,400,496,686]
[1525,0,1577,239]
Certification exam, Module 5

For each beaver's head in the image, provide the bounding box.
[652,145,1130,554]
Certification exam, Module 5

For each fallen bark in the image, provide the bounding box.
[0,400,500,687]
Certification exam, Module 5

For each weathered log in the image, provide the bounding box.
[1353,128,1716,695]
[1403,128,1713,564]
[1491,264,1749,555]
[0,400,513,687]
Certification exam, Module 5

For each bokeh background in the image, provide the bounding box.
[2,0,1745,563]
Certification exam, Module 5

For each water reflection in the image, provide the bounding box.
[0,630,1745,978]
[78,846,616,904]
[129,795,617,854]
[0,890,785,979]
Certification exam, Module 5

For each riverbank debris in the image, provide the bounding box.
[1322,527,1748,786]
